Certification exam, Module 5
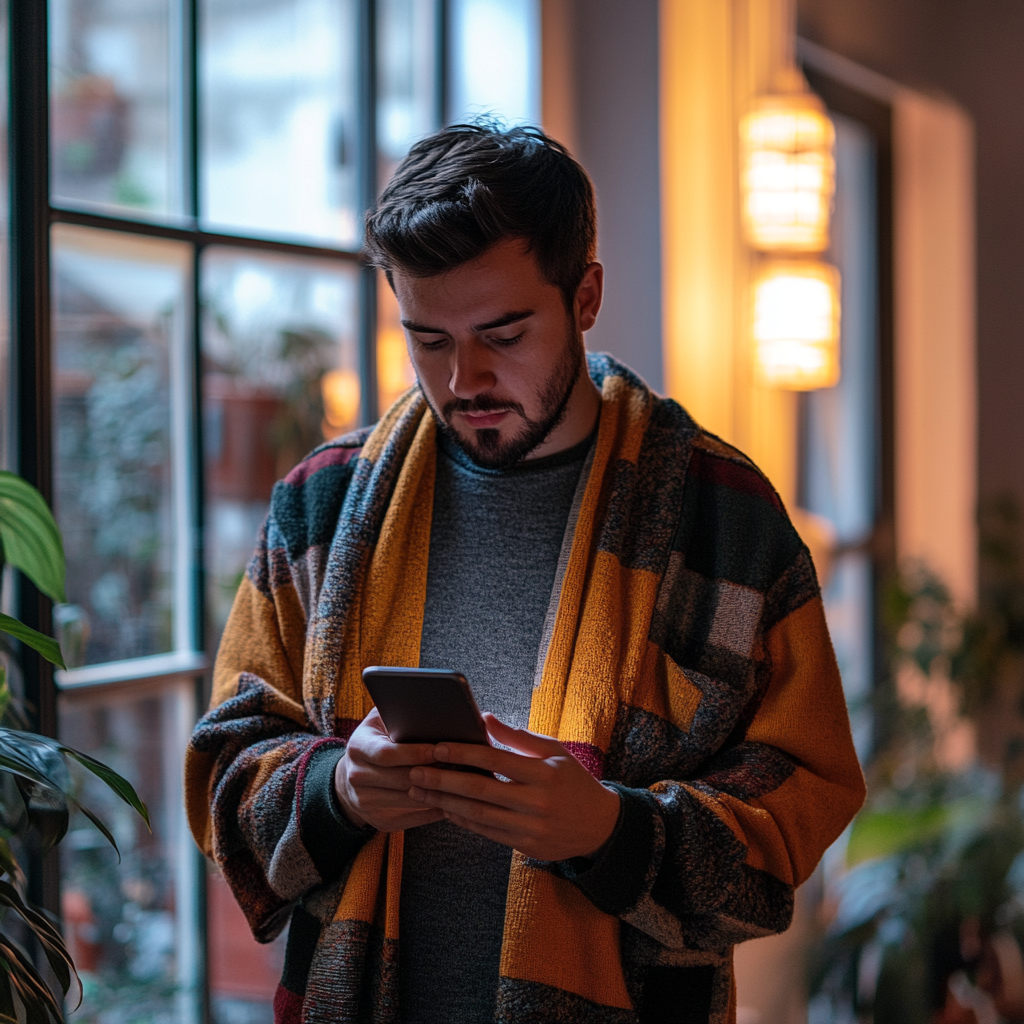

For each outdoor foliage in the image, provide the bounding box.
[0,470,150,1023]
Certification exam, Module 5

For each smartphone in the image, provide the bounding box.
[361,666,492,775]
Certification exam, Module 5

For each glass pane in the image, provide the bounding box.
[200,0,360,246]
[49,0,183,218]
[59,679,201,1023]
[52,225,193,668]
[447,0,541,126]
[207,865,285,1024]
[377,0,439,186]
[799,114,878,759]
[201,249,358,653]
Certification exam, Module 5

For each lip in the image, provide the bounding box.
[460,410,511,429]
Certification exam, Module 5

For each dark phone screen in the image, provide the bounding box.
[362,667,489,746]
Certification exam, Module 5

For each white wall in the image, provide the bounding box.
[542,0,664,393]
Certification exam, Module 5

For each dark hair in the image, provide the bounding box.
[364,122,597,309]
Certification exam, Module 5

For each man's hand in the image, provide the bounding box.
[407,713,621,861]
[333,708,445,832]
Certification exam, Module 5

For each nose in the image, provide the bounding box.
[448,340,497,400]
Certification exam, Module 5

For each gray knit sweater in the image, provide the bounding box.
[399,431,592,1024]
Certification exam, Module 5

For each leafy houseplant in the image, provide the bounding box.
[810,498,1024,1024]
[0,470,150,1022]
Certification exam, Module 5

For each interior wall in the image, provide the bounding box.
[563,0,664,393]
[797,0,1024,508]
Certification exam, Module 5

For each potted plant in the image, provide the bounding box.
[810,498,1024,1024]
[0,469,149,1022]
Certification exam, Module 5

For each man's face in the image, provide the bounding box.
[392,237,601,469]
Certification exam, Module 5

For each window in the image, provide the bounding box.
[798,66,896,766]
[4,1,540,1021]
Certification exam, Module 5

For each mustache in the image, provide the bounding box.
[442,395,526,420]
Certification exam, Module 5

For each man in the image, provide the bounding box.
[186,124,865,1024]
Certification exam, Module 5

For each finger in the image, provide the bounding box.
[409,764,537,809]
[410,786,526,831]
[481,714,564,758]
[430,742,548,785]
[359,737,438,768]
[346,764,426,792]
[352,709,439,767]
[357,785,443,809]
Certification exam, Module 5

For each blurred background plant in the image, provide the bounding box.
[0,470,149,1022]
[810,496,1024,1024]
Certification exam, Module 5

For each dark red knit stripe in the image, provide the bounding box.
[273,984,303,1024]
[688,447,784,512]
[564,741,604,780]
[284,445,361,487]
[334,717,361,742]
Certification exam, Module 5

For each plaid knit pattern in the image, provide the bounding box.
[185,354,865,1024]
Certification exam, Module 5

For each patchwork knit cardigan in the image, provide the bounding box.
[185,354,865,1024]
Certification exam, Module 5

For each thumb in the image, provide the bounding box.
[482,713,562,758]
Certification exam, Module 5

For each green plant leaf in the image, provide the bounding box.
[63,748,151,829]
[21,801,69,859]
[0,731,150,853]
[0,881,66,959]
[0,881,75,1004]
[847,805,952,865]
[0,896,77,1020]
[74,801,121,860]
[0,736,71,792]
[0,473,65,604]
[847,797,991,865]
[0,616,64,671]
[0,937,64,1023]
[0,738,124,858]
[0,752,60,792]
[0,875,77,1022]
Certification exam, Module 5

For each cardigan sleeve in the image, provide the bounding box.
[562,552,865,951]
[184,507,373,943]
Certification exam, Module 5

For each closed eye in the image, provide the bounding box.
[414,336,449,350]
[490,332,525,347]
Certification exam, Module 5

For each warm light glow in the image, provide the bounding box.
[376,274,418,413]
[321,368,360,437]
[753,261,841,390]
[740,93,835,252]
[376,327,416,411]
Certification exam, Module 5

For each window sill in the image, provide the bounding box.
[56,650,209,691]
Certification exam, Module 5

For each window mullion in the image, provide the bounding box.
[357,0,378,427]
[436,0,449,127]
[8,0,59,922]
[187,0,200,223]
[9,0,55,731]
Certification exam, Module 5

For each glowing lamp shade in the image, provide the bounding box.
[740,93,836,252]
[753,262,841,390]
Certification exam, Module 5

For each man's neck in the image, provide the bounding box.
[521,363,601,462]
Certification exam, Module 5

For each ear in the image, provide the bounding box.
[575,262,604,332]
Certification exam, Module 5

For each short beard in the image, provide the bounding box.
[426,326,585,471]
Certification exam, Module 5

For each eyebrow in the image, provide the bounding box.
[400,309,535,335]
